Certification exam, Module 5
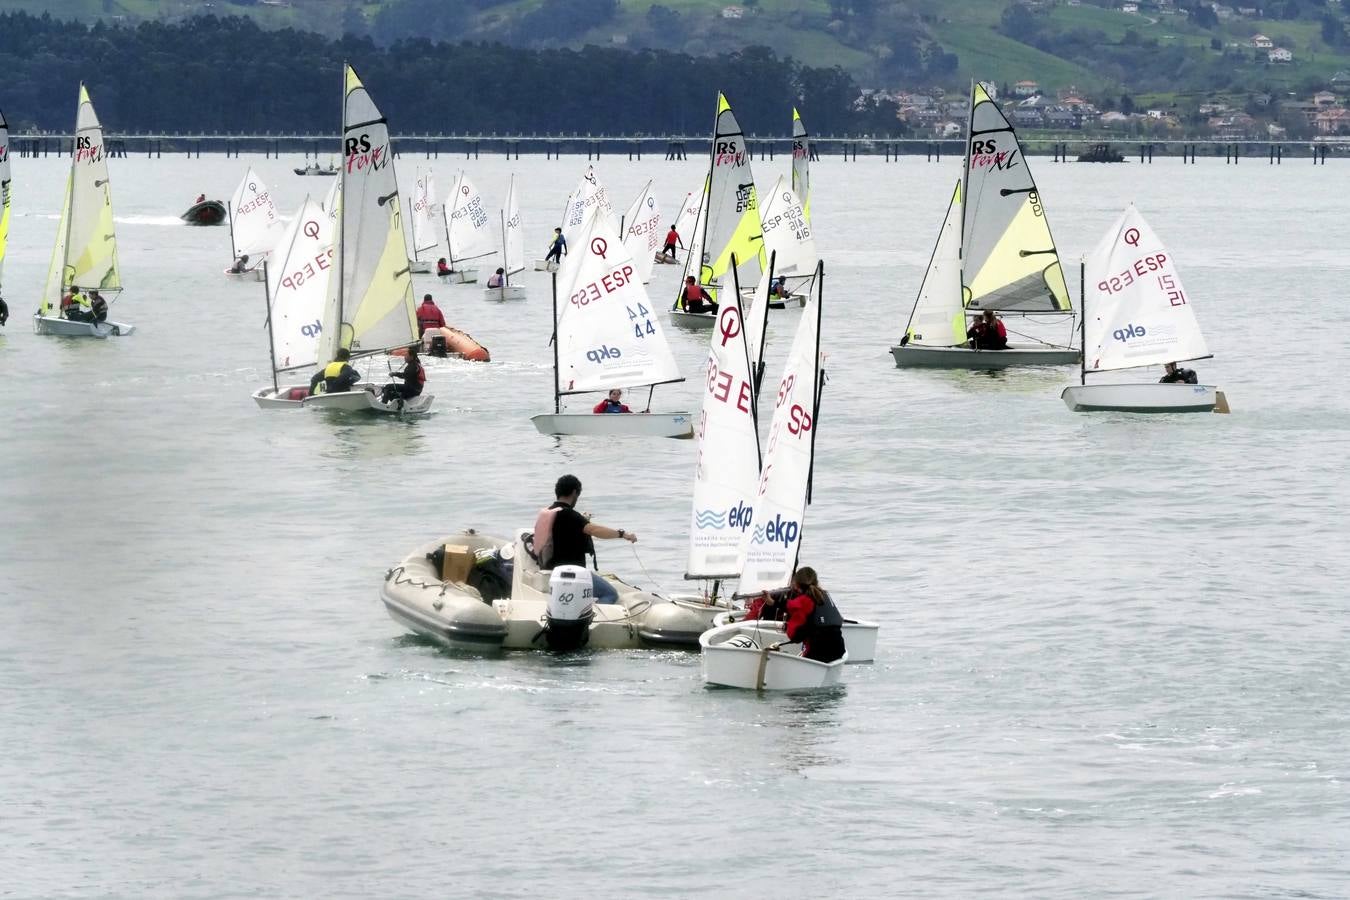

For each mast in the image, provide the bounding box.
[804,261,824,512]
[61,86,81,293]
[901,184,955,342]
[262,260,279,393]
[335,64,347,355]
[227,200,238,260]
[550,271,560,414]
[959,78,974,299]
[443,182,455,269]
[1079,260,1087,386]
[500,208,508,292]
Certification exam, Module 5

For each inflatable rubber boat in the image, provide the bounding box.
[393,327,490,362]
[381,531,728,652]
[181,199,226,226]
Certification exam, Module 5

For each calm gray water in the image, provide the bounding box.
[1,151,1347,899]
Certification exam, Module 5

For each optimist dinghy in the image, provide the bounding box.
[224,168,283,282]
[482,175,527,301]
[406,169,439,274]
[442,172,495,283]
[619,180,662,285]
[700,622,846,690]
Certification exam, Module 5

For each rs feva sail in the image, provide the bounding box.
[1083,205,1210,373]
[561,166,612,251]
[621,180,662,284]
[759,176,815,291]
[45,84,121,314]
[445,173,495,266]
[679,93,763,306]
[410,169,438,260]
[792,108,811,221]
[229,167,283,258]
[268,196,333,373]
[962,82,1070,313]
[504,175,524,277]
[0,108,10,288]
[319,65,418,362]
[687,288,761,580]
[554,205,683,395]
[736,262,824,596]
[904,181,966,347]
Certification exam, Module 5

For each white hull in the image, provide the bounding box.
[33,314,134,338]
[700,622,847,690]
[668,309,716,331]
[381,533,727,651]
[739,286,807,309]
[711,612,878,663]
[252,384,310,408]
[253,383,434,413]
[482,284,527,302]
[438,268,478,284]
[1061,382,1219,413]
[530,412,694,439]
[533,259,558,272]
[891,342,1078,369]
[222,267,266,282]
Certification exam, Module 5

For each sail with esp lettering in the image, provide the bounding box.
[621,180,662,284]
[268,196,334,373]
[229,168,283,260]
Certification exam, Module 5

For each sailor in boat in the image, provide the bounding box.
[309,347,362,395]
[487,268,505,289]
[769,275,790,300]
[1159,362,1199,384]
[60,286,93,322]
[229,253,252,274]
[753,566,846,664]
[379,346,426,407]
[967,309,1009,351]
[544,228,567,267]
[195,193,205,204]
[88,290,108,324]
[660,225,680,262]
[415,294,446,336]
[531,474,637,606]
[679,275,718,315]
[436,257,451,278]
[592,388,632,414]
[0,294,9,327]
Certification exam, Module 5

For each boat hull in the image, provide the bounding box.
[1061,383,1219,413]
[223,267,266,282]
[254,383,434,413]
[482,285,526,302]
[668,309,716,331]
[33,314,134,338]
[252,384,311,408]
[533,259,558,272]
[181,200,227,226]
[530,412,694,439]
[711,612,879,663]
[700,622,847,690]
[438,268,478,284]
[890,343,1079,369]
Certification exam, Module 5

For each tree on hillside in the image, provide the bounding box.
[1189,4,1219,27]
[999,3,1041,42]
[1321,14,1347,46]
[372,0,467,44]
[515,0,620,43]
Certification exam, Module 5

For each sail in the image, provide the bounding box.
[560,166,613,251]
[0,108,10,288]
[672,190,702,260]
[329,65,418,358]
[962,82,1070,313]
[504,175,524,277]
[792,107,811,221]
[744,256,775,389]
[1083,206,1210,374]
[736,263,824,596]
[759,176,815,293]
[65,84,121,294]
[554,205,683,395]
[687,289,761,580]
[904,181,967,348]
[42,176,71,314]
[229,168,283,259]
[621,180,662,284]
[409,169,438,260]
[267,197,333,372]
[322,178,340,224]
[684,93,763,302]
[445,173,495,265]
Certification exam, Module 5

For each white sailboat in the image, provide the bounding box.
[792,107,811,222]
[891,83,1078,369]
[223,168,282,282]
[251,196,333,407]
[531,204,693,438]
[442,172,496,283]
[619,179,662,284]
[1062,206,1225,413]
[407,169,438,274]
[302,64,431,414]
[666,190,702,266]
[34,84,131,338]
[671,92,763,331]
[757,176,815,308]
[483,175,526,301]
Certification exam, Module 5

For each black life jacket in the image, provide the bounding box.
[797,591,844,643]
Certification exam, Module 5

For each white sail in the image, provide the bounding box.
[409,169,439,261]
[759,176,815,291]
[962,82,1070,313]
[621,180,662,284]
[560,166,613,252]
[1083,206,1210,374]
[903,181,967,348]
[64,84,121,297]
[687,292,761,579]
[504,175,524,278]
[0,108,10,289]
[744,259,775,385]
[322,178,340,224]
[737,264,823,596]
[792,107,811,221]
[445,172,495,266]
[229,168,283,259]
[555,205,683,396]
[267,197,333,372]
[672,190,702,260]
[319,65,418,361]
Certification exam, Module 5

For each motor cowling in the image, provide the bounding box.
[545,566,596,651]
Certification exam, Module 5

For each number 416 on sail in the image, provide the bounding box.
[627,304,655,338]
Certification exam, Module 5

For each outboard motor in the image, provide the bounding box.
[545,565,596,651]
[429,334,449,358]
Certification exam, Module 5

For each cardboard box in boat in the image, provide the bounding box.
[440,544,475,584]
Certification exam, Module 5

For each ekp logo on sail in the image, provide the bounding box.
[1113,323,1146,343]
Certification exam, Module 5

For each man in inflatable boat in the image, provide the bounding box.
[530,474,637,605]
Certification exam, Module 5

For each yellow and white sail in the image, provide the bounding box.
[0,108,10,293]
[792,107,811,222]
[903,181,967,347]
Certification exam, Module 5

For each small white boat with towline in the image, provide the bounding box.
[700,622,846,691]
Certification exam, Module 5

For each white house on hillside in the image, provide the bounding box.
[1269,47,1293,63]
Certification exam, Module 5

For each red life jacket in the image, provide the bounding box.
[417,304,444,331]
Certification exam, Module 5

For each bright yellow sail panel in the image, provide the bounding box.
[345,64,362,93]
[348,186,416,352]
[965,195,1071,312]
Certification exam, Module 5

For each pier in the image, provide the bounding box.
[7,133,1342,165]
